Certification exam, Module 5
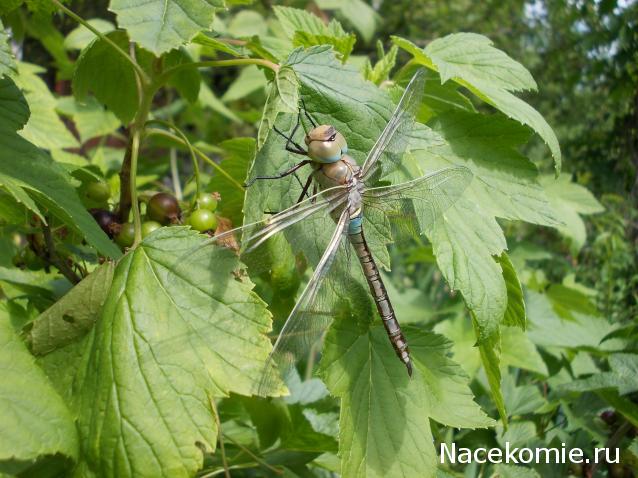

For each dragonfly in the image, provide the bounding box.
[173,68,472,393]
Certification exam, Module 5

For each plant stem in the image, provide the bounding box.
[145,128,244,191]
[129,129,143,245]
[208,398,230,478]
[50,0,150,85]
[169,148,183,200]
[145,120,202,200]
[42,221,82,284]
[157,58,279,85]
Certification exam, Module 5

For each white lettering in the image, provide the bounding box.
[505,442,519,464]
[439,442,456,464]
[569,448,583,464]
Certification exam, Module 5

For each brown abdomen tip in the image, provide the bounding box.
[406,359,413,377]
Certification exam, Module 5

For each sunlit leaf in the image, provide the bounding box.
[13,63,79,149]
[394,35,561,173]
[74,228,275,477]
[63,18,115,50]
[320,321,493,478]
[0,304,78,474]
[109,0,222,55]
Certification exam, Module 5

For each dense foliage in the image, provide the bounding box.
[0,1,636,478]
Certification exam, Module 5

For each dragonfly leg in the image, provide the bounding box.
[295,174,313,203]
[300,99,317,127]
[273,113,308,155]
[263,174,313,215]
[244,160,311,188]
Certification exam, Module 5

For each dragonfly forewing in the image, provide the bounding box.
[361,68,426,181]
[363,166,473,237]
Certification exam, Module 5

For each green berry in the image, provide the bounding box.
[196,193,218,212]
[84,180,111,203]
[142,221,162,238]
[116,222,135,248]
[188,209,217,232]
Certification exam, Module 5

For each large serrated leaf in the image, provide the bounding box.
[74,228,275,477]
[0,304,78,474]
[393,35,561,173]
[73,31,138,124]
[319,321,493,478]
[423,33,537,92]
[274,6,356,61]
[109,0,222,55]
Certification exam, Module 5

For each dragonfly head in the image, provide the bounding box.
[305,125,348,163]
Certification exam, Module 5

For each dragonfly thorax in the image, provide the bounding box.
[305,124,348,163]
[313,154,359,190]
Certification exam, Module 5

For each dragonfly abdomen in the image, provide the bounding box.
[349,228,413,376]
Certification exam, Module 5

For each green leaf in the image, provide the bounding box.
[362,43,397,85]
[63,18,115,50]
[227,10,267,38]
[274,6,356,61]
[210,137,254,227]
[426,198,507,340]
[0,19,17,78]
[55,96,121,144]
[73,31,138,124]
[258,65,300,148]
[74,228,274,477]
[393,35,561,173]
[475,322,507,425]
[0,78,121,259]
[192,32,246,57]
[501,326,548,376]
[423,33,536,92]
[540,174,604,251]
[558,353,638,396]
[0,74,29,131]
[198,83,241,123]
[13,63,79,149]
[0,304,78,474]
[109,0,222,55]
[164,48,201,103]
[526,290,621,351]
[546,283,599,321]
[497,252,526,329]
[316,0,378,43]
[27,262,115,355]
[221,64,267,102]
[414,112,559,340]
[319,322,493,478]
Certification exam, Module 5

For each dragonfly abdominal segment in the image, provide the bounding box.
[349,229,413,376]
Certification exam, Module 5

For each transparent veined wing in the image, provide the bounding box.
[363,166,473,238]
[360,68,426,181]
[256,207,350,395]
[149,186,363,396]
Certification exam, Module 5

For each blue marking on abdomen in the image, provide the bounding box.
[348,215,363,234]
